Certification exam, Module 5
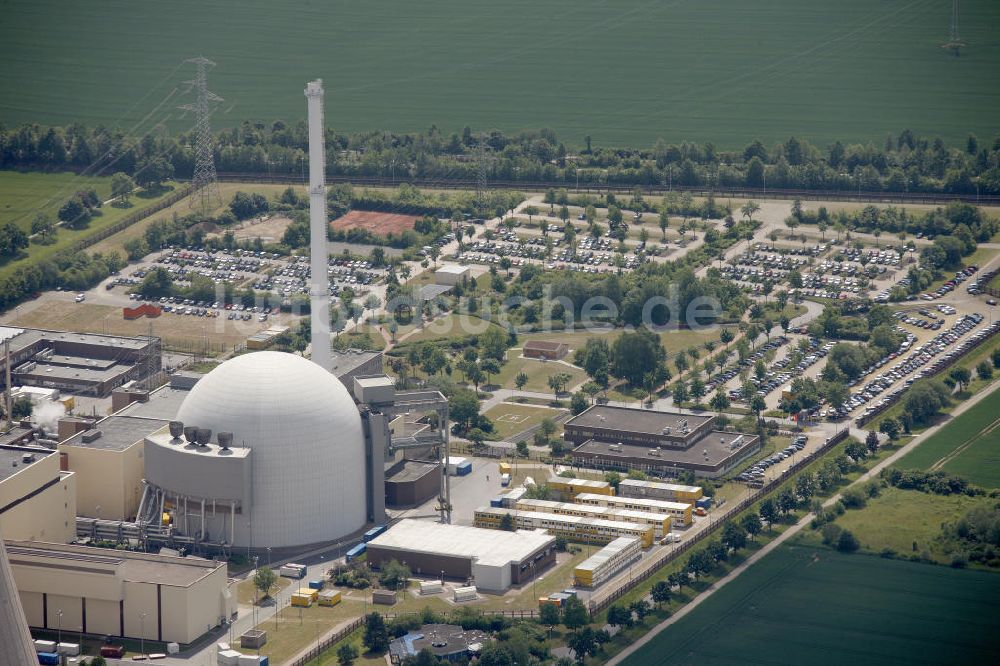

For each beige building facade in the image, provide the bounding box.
[0,446,76,543]
[7,540,234,644]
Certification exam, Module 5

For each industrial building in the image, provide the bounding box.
[514,498,671,535]
[365,519,555,592]
[565,405,760,478]
[473,506,654,548]
[61,415,167,522]
[330,349,383,384]
[0,327,161,397]
[546,477,614,500]
[384,459,440,507]
[0,445,76,543]
[573,537,641,588]
[433,264,471,286]
[573,493,692,527]
[617,478,703,502]
[388,624,487,664]
[7,540,233,645]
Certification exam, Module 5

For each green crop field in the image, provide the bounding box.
[895,386,1000,487]
[623,543,1000,666]
[1,1,998,147]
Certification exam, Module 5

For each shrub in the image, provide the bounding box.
[821,523,843,546]
[836,529,860,553]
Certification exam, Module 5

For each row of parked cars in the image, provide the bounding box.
[918,265,978,300]
[856,314,996,426]
[736,435,807,485]
[710,336,789,397]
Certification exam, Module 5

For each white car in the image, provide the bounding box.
[74,293,85,303]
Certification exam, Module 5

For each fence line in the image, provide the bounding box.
[67,185,192,255]
[587,427,849,614]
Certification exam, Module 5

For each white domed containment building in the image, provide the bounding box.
[142,352,368,549]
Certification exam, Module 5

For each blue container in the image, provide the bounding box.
[490,497,504,508]
[38,653,61,666]
[695,497,712,509]
[259,658,269,666]
[308,579,324,590]
[456,462,473,476]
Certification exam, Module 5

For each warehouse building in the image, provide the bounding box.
[473,506,654,548]
[565,405,760,478]
[384,459,440,507]
[514,498,671,535]
[573,537,641,588]
[617,478,703,502]
[7,540,233,645]
[330,349,383,384]
[573,493,692,527]
[0,445,76,543]
[365,519,555,592]
[0,327,161,397]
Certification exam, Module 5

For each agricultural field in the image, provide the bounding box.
[2,1,999,147]
[895,386,1000,487]
[623,543,1000,666]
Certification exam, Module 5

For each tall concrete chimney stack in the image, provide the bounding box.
[305,79,331,372]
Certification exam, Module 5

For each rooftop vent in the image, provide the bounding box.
[81,430,103,443]
[21,453,35,463]
[183,426,198,445]
[217,432,233,450]
[196,428,212,447]
[169,421,183,442]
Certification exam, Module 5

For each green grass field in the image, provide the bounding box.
[0,171,177,281]
[895,386,1000,487]
[482,402,563,440]
[623,543,1000,666]
[1,1,998,147]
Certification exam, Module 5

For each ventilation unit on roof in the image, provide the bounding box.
[81,430,103,443]
[21,453,35,463]
[183,426,198,445]
[217,432,233,451]
[196,428,212,447]
[168,421,183,442]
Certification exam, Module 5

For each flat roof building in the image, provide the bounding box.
[473,506,655,548]
[0,327,161,397]
[389,624,487,664]
[573,537,641,588]
[7,540,233,645]
[618,478,703,502]
[434,264,471,286]
[366,519,556,592]
[565,405,759,478]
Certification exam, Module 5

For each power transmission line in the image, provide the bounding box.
[179,57,223,211]
[944,0,965,54]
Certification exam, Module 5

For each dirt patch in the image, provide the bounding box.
[205,215,295,243]
[331,210,419,237]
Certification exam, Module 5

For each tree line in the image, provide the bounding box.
[3,121,1000,195]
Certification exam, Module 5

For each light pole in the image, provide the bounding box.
[56,609,63,647]
[266,546,272,570]
[139,612,148,658]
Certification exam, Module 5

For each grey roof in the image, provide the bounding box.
[117,386,191,419]
[419,284,453,301]
[0,446,54,482]
[330,349,381,375]
[385,460,439,483]
[16,363,126,383]
[574,430,756,467]
[566,405,713,436]
[0,327,152,352]
[62,415,168,451]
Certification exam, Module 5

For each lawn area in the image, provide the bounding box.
[3,2,999,147]
[494,356,587,393]
[483,403,564,441]
[394,313,504,347]
[236,576,293,606]
[334,323,386,352]
[826,487,990,564]
[0,171,178,280]
[894,385,1000,487]
[9,300,264,352]
[623,543,1000,666]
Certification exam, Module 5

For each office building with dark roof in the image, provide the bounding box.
[565,405,760,478]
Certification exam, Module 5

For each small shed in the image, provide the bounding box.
[523,340,569,361]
